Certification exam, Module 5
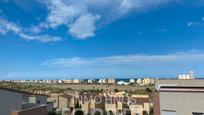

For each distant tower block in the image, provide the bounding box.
[189,70,195,79]
[178,71,195,80]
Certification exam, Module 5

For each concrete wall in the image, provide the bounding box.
[160,92,204,115]
[0,89,23,115]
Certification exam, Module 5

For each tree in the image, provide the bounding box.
[149,107,154,115]
[114,88,119,93]
[74,110,84,115]
[145,88,152,94]
[143,111,148,115]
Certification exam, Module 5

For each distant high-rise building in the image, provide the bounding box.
[178,71,195,80]
[98,79,107,84]
[108,79,116,84]
[189,70,195,79]
[88,79,95,84]
[136,79,142,85]
[129,79,135,83]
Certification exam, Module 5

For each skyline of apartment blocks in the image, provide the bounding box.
[178,70,195,80]
[2,77,156,85]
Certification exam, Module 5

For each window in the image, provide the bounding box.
[193,113,204,115]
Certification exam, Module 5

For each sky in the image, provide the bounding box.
[1,0,204,79]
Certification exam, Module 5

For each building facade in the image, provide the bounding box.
[0,87,49,115]
[153,80,204,115]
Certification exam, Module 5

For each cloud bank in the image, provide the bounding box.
[1,0,202,41]
[34,0,171,39]
[42,50,204,68]
[0,0,174,41]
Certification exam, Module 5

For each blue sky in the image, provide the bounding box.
[1,0,204,79]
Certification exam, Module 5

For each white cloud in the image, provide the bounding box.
[43,57,92,68]
[35,0,172,39]
[0,17,62,42]
[42,50,204,68]
[0,0,184,40]
[69,14,100,39]
[45,0,87,28]
[0,18,21,34]
[19,33,62,42]
[187,22,199,27]
[120,0,170,13]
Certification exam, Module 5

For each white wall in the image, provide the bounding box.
[28,95,47,105]
[160,92,204,115]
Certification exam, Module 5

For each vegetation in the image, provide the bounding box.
[114,88,119,92]
[145,88,153,94]
[0,81,154,95]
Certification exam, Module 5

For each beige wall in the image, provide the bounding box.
[0,89,23,115]
[105,103,117,115]
[160,92,204,115]
[69,98,75,108]
[117,102,128,110]
[48,96,59,108]
[80,102,90,113]
[90,99,105,111]
[58,96,75,109]
[129,105,144,115]
[117,102,123,110]
[143,102,150,113]
[58,96,68,109]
